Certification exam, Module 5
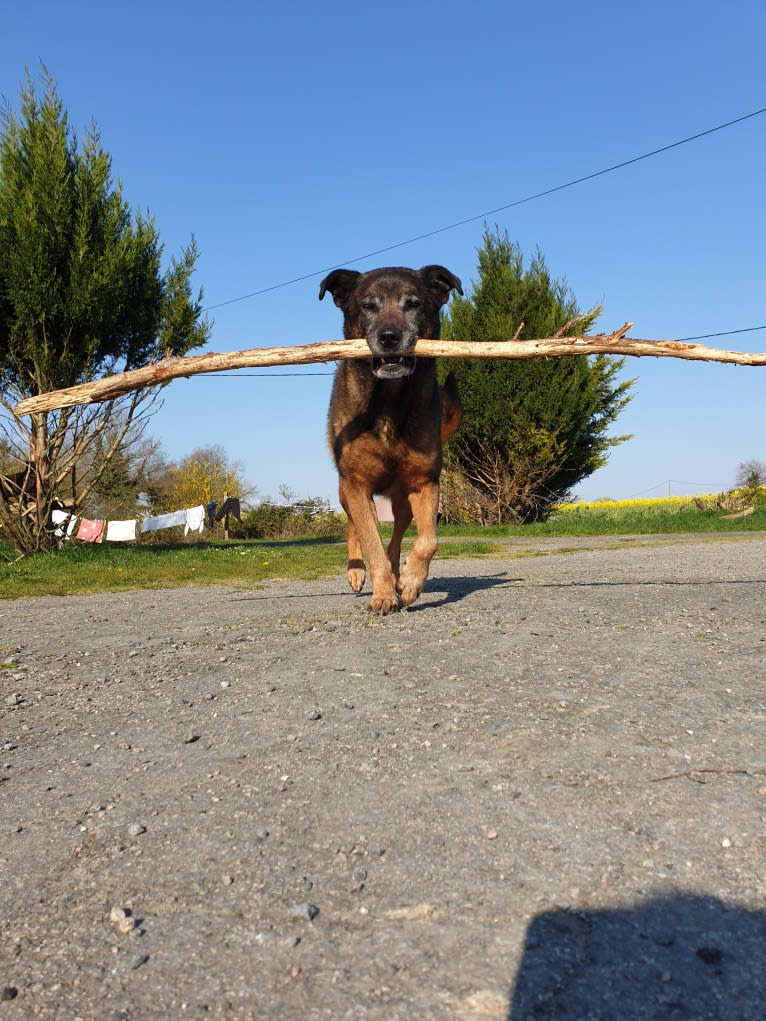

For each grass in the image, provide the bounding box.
[433,502,766,538]
[0,539,349,600]
[2,499,765,599]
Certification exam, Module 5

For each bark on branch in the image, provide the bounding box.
[13,324,766,416]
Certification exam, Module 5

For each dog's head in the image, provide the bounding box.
[319,265,462,379]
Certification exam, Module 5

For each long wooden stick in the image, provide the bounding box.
[13,324,766,416]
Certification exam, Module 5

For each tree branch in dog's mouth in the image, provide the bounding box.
[371,356,416,379]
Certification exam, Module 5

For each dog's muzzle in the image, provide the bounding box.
[369,326,416,378]
[371,355,416,379]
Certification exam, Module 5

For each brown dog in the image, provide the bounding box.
[319,265,463,613]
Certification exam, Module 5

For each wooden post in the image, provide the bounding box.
[223,490,229,540]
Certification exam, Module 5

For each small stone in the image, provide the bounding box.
[255,827,270,840]
[127,824,146,837]
[222,874,234,886]
[721,837,732,848]
[128,953,149,970]
[1,987,19,1001]
[6,693,20,707]
[286,902,319,922]
[109,906,136,934]
[308,709,322,721]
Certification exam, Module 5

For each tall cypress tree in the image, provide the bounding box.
[439,227,634,522]
[0,70,210,553]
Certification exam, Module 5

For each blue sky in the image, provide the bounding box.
[3,0,765,504]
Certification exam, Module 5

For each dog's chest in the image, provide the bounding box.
[375,414,398,445]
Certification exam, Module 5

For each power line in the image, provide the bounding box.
[203,370,334,377]
[204,106,766,313]
[676,324,766,342]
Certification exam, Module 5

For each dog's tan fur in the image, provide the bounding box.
[319,265,463,613]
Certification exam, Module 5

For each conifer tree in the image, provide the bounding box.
[0,70,210,553]
[439,227,634,522]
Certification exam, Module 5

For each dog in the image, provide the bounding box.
[319,265,463,614]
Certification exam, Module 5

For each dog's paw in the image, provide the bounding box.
[347,566,366,592]
[367,592,399,615]
[397,574,423,608]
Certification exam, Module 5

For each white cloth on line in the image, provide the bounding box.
[140,509,187,533]
[184,505,205,535]
[52,509,77,538]
[105,519,137,542]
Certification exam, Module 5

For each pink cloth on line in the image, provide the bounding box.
[75,518,105,543]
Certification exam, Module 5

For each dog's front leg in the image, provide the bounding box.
[339,479,399,614]
[385,486,414,585]
[397,482,439,608]
[345,518,366,592]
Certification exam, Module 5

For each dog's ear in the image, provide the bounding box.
[418,265,463,306]
[319,269,361,308]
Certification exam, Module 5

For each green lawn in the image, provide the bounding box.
[1,502,764,599]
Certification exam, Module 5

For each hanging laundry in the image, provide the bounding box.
[105,519,137,542]
[215,496,242,522]
[51,509,77,539]
[184,505,205,535]
[140,509,187,533]
[206,500,217,529]
[76,518,105,543]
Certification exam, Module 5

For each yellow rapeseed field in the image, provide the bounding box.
[557,495,716,512]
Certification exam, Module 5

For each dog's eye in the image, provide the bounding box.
[360,298,379,312]
[403,295,422,311]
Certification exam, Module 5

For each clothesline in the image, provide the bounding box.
[51,496,241,545]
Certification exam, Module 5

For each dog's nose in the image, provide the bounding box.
[377,326,402,351]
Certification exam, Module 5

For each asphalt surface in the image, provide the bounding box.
[1,533,766,1019]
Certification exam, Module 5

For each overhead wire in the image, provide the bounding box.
[195,105,766,376]
[203,106,766,313]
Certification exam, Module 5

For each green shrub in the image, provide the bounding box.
[232,497,345,539]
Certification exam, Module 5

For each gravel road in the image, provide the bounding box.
[2,533,766,1020]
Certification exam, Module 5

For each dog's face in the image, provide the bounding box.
[320,265,462,379]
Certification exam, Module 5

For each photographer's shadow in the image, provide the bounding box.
[508,893,766,1020]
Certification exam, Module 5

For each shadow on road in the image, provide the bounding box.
[227,572,516,606]
[507,893,766,1020]
[414,572,516,609]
